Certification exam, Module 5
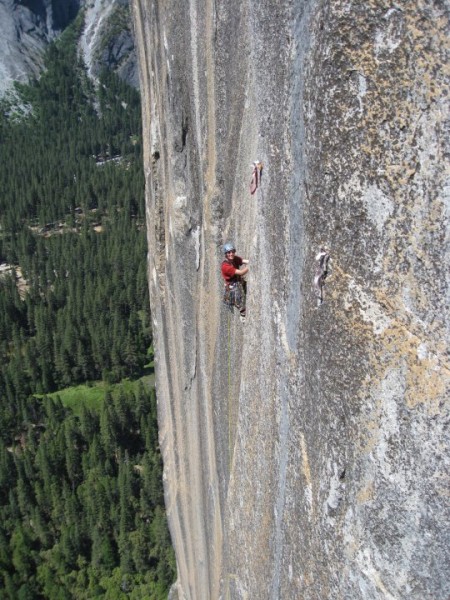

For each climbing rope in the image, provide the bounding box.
[227,310,233,469]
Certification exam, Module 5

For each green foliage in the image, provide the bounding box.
[0,16,150,419]
[0,18,175,600]
[35,377,155,418]
[0,386,175,599]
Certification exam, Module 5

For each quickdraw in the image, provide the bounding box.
[250,161,263,195]
[314,248,331,306]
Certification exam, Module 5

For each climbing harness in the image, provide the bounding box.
[223,280,246,313]
[250,160,263,195]
[314,248,330,306]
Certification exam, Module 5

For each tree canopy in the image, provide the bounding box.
[0,18,175,599]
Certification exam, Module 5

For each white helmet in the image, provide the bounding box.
[223,242,235,254]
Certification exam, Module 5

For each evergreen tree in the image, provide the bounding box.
[0,15,174,599]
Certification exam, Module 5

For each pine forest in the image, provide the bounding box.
[0,18,175,600]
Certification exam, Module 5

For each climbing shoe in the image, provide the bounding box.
[239,314,246,323]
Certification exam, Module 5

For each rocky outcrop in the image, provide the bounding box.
[79,0,139,88]
[133,1,449,599]
[0,0,138,96]
[0,0,80,95]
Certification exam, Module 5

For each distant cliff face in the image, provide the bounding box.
[0,0,138,96]
[0,0,80,95]
[133,1,450,599]
[79,0,139,88]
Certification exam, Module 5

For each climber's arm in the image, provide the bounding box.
[235,265,249,276]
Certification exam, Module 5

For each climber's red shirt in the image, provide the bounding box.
[221,256,243,283]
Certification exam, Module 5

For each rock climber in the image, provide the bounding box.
[221,242,249,323]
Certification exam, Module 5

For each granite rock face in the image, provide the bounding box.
[132,1,450,599]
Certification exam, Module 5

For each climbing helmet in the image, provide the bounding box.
[223,242,235,254]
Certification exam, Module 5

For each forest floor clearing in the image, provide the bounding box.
[34,366,155,414]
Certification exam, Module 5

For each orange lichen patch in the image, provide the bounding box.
[331,257,449,424]
[333,261,448,459]
[365,290,447,394]
[357,481,375,504]
[404,359,447,413]
[371,318,447,413]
